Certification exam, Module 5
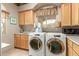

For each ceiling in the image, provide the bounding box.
[33,3,61,10]
[14,3,28,6]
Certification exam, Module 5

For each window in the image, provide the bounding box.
[1,11,9,34]
[43,19,56,25]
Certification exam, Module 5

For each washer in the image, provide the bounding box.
[29,32,45,56]
[46,33,66,56]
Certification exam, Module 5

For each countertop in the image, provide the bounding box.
[14,32,46,35]
[67,34,79,45]
[14,32,33,34]
[15,32,79,45]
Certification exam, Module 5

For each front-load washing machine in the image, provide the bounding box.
[46,33,66,56]
[29,32,45,56]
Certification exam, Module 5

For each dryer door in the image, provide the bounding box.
[47,38,65,54]
[30,37,42,50]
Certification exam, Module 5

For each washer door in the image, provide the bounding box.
[47,38,65,54]
[30,37,42,50]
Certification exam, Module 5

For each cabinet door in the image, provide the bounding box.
[73,43,79,55]
[28,11,34,25]
[25,11,28,25]
[72,3,79,26]
[20,35,26,49]
[72,50,78,56]
[61,4,72,27]
[26,35,29,49]
[25,10,34,25]
[14,34,21,48]
[68,46,73,56]
[20,34,28,49]
[19,12,25,25]
[67,39,73,47]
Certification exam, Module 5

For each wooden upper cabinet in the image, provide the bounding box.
[72,3,79,26]
[61,4,72,27]
[25,10,34,25]
[19,12,25,25]
[19,10,34,25]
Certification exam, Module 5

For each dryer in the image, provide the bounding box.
[29,32,45,56]
[46,33,66,56]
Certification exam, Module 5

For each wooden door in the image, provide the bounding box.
[61,4,72,27]
[72,3,79,26]
[14,34,21,48]
[19,12,25,25]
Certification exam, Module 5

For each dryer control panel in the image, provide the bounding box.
[54,35,61,37]
[35,34,40,36]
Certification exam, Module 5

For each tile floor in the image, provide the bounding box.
[2,48,29,56]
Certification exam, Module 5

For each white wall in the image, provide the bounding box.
[1,3,20,51]
[18,3,37,11]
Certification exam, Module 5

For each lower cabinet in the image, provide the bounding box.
[14,34,29,50]
[72,50,78,56]
[73,43,79,55]
[68,46,73,56]
[67,38,79,56]
[14,34,21,48]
